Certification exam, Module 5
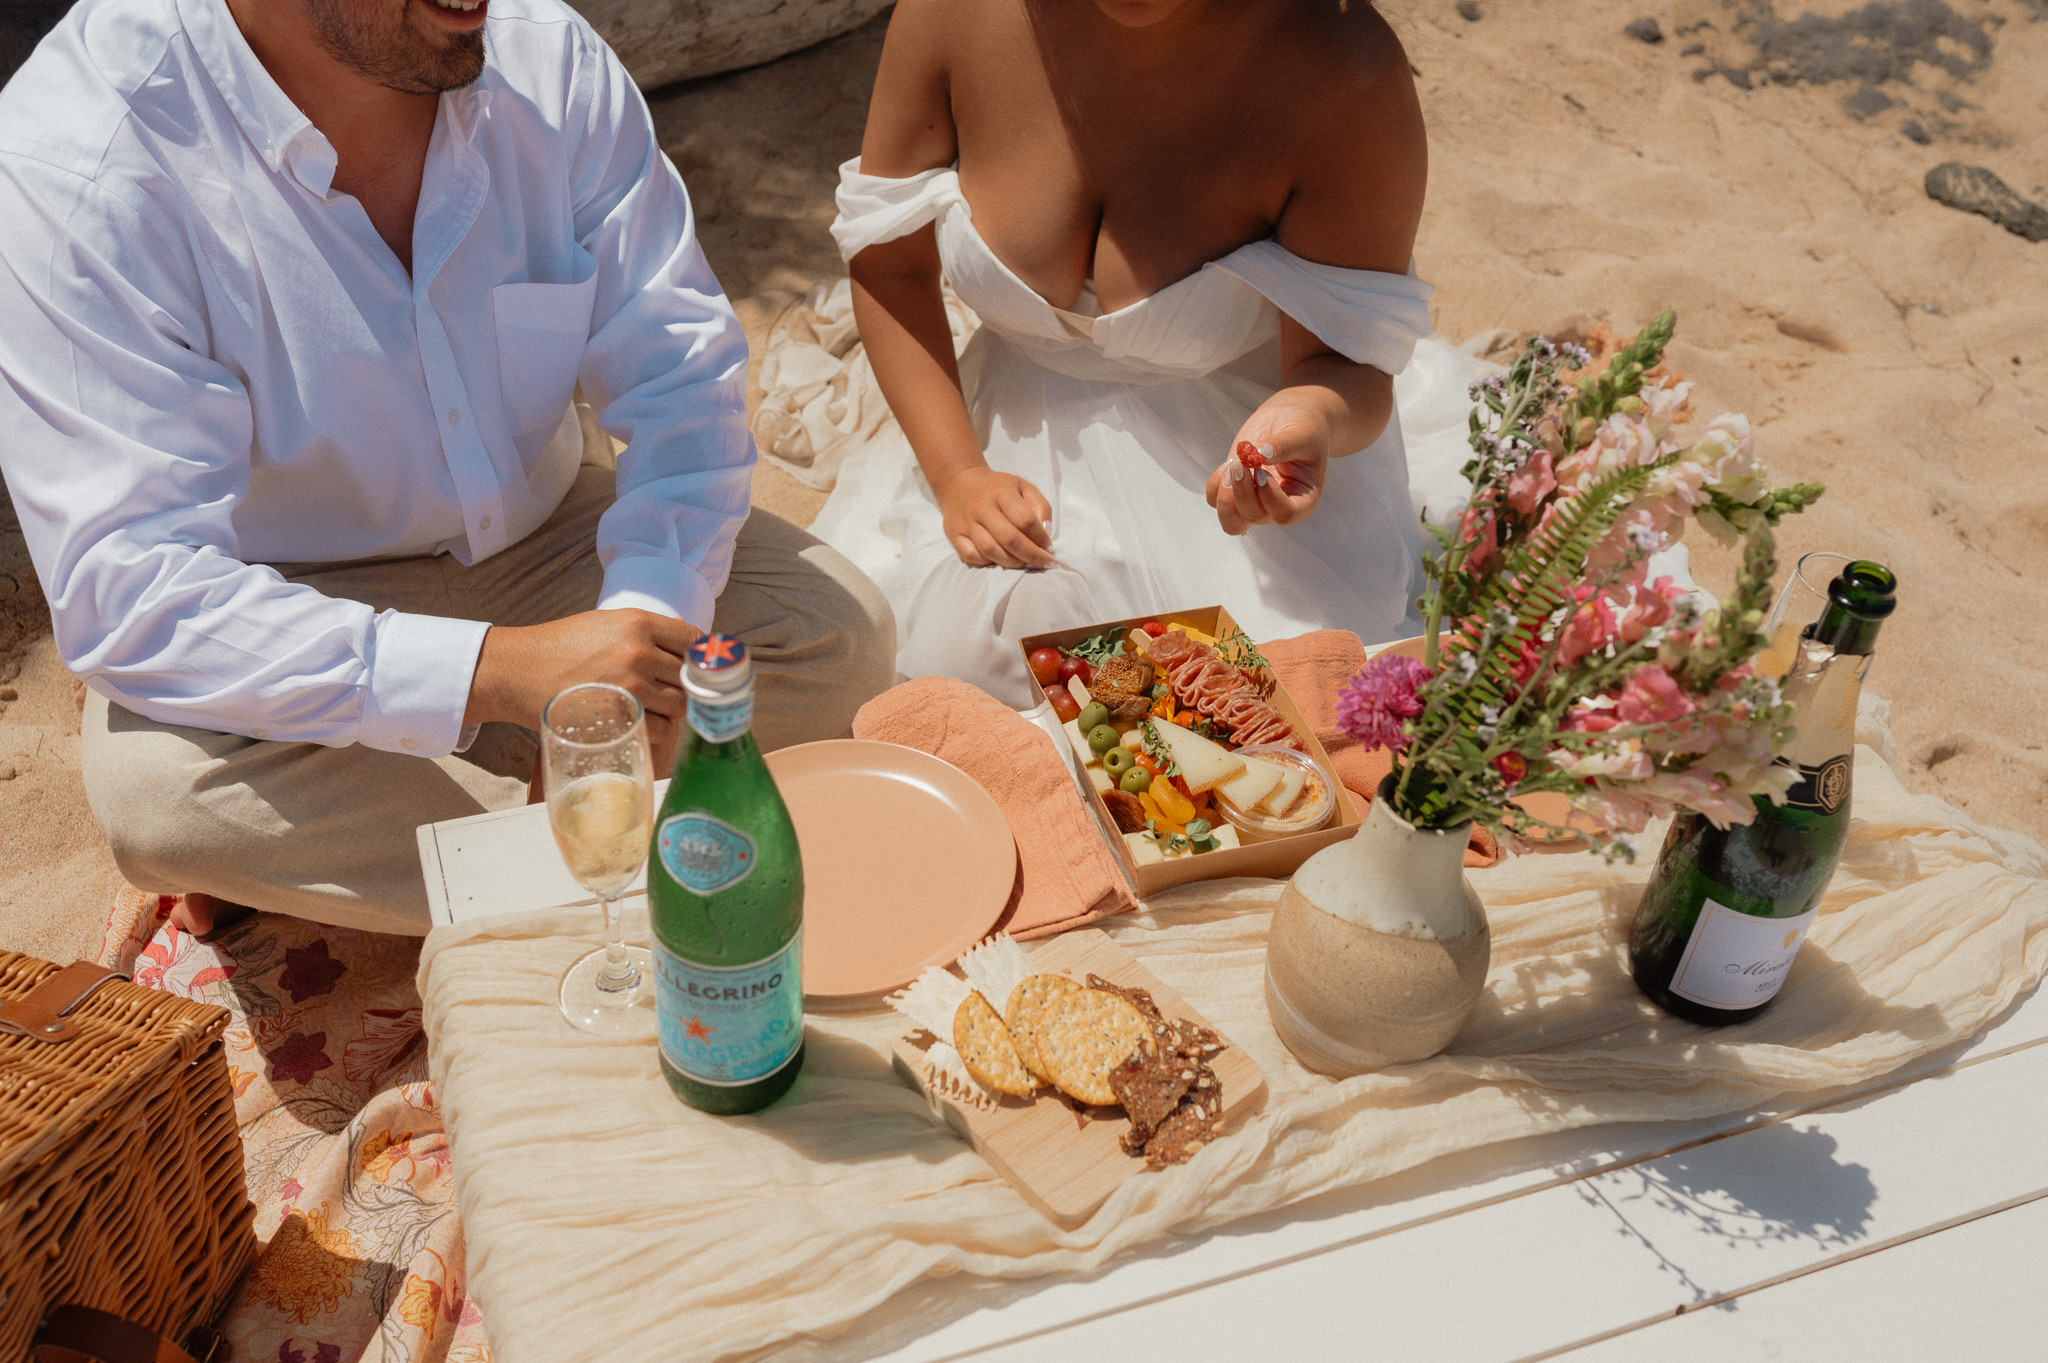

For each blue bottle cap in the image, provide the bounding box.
[687,634,747,671]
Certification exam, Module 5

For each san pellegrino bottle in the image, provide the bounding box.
[649,634,805,1113]
[1628,561,1897,1025]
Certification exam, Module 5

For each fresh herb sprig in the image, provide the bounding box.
[1066,628,1129,668]
[1139,720,1181,778]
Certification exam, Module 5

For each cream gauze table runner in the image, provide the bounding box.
[419,748,2048,1363]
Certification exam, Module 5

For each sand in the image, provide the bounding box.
[2,0,2043,963]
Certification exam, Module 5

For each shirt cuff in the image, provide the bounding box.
[598,555,717,631]
[360,610,493,757]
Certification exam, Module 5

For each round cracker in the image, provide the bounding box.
[953,991,1036,1097]
[1004,973,1082,1083]
[1037,989,1152,1107]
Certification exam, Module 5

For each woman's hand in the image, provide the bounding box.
[935,465,1056,569]
[1205,401,1333,535]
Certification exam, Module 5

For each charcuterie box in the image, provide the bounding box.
[1019,605,1360,898]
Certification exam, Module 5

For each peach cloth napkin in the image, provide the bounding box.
[1264,630,1501,868]
[852,675,1141,938]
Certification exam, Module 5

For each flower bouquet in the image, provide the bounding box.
[1340,314,1824,858]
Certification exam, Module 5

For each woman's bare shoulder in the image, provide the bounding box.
[1268,2,1427,271]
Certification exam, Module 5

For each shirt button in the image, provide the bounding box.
[402,738,419,752]
[251,728,267,740]
[448,409,461,425]
[479,516,492,530]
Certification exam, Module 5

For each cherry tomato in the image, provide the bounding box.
[1048,690,1081,724]
[1134,753,1163,776]
[1027,646,1062,686]
[1056,654,1093,686]
[1139,618,1167,637]
[1234,440,1267,473]
[1171,774,1194,802]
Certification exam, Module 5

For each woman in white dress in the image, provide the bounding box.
[833,0,1434,708]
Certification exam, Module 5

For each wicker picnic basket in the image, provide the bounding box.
[0,951,255,1358]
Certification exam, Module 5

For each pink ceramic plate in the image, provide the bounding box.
[764,740,1017,1002]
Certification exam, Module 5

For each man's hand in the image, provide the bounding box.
[466,609,703,772]
[935,465,1055,570]
[1205,401,1333,535]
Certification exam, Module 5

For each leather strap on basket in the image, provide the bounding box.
[0,962,124,1044]
[31,1306,209,1363]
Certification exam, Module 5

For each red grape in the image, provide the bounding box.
[1027,646,1062,686]
[1048,690,1080,723]
[1056,654,1092,686]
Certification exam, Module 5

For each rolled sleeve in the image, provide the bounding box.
[597,554,716,628]
[359,610,493,757]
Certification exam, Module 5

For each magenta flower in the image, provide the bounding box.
[1337,654,1435,752]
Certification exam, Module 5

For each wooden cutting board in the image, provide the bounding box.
[889,928,1268,1227]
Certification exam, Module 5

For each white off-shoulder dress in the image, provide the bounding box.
[814,160,1445,709]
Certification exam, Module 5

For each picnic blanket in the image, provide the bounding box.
[416,735,2048,1363]
[101,899,483,1363]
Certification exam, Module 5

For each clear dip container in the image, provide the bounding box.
[1215,745,1334,842]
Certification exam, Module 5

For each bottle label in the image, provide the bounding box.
[655,812,757,895]
[1668,897,1819,1011]
[688,692,753,743]
[1782,754,1852,814]
[655,933,802,1087]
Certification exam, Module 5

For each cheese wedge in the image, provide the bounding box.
[1146,718,1245,794]
[1061,718,1094,765]
[1255,762,1309,816]
[1216,755,1285,812]
[1122,824,1241,866]
[1087,766,1114,793]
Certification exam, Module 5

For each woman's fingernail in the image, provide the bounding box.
[1254,467,1268,487]
[1257,442,1276,460]
[1229,461,1244,483]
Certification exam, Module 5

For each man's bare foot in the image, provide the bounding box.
[169,893,254,939]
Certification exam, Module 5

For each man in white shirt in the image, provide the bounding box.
[0,0,895,934]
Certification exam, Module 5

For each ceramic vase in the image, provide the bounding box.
[1263,778,1490,1076]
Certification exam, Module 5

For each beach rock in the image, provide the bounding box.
[1456,1,1482,21]
[1924,163,2048,242]
[567,0,891,89]
[1624,17,1663,43]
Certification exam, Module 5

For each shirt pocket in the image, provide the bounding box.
[492,263,599,442]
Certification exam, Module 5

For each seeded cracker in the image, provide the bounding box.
[1036,989,1152,1107]
[1107,1043,1196,1144]
[1144,1074,1227,1167]
[1003,973,1081,1083]
[1086,973,1163,1022]
[953,991,1037,1097]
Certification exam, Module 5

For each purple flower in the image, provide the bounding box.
[268,1032,333,1086]
[1337,654,1435,752]
[278,939,347,1003]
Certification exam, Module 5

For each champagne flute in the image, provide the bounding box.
[543,683,657,1036]
[1758,550,1854,678]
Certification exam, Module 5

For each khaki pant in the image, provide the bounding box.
[80,466,896,935]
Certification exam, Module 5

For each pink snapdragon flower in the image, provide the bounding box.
[1506,449,1558,515]
[1556,588,1620,667]
[1337,653,1435,752]
[1617,575,1682,644]
[1616,664,1697,725]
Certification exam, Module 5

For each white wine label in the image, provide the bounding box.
[688,692,753,743]
[1669,897,1819,1011]
[656,812,757,894]
[655,934,802,1086]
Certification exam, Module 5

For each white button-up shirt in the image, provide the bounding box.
[0,0,753,757]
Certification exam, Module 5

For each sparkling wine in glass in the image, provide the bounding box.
[544,683,657,1036]
[1758,550,1854,678]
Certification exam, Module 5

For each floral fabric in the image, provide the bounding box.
[105,893,488,1363]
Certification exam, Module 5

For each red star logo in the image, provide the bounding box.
[697,636,740,665]
[684,1014,715,1042]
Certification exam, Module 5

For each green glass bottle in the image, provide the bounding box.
[1628,561,1897,1025]
[649,634,805,1113]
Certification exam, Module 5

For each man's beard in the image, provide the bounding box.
[305,0,486,95]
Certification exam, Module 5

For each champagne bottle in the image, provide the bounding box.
[649,634,806,1113]
[1628,561,1897,1025]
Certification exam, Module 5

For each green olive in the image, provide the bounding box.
[1102,746,1136,777]
[1119,767,1152,794]
[1087,723,1120,754]
[1076,702,1110,732]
